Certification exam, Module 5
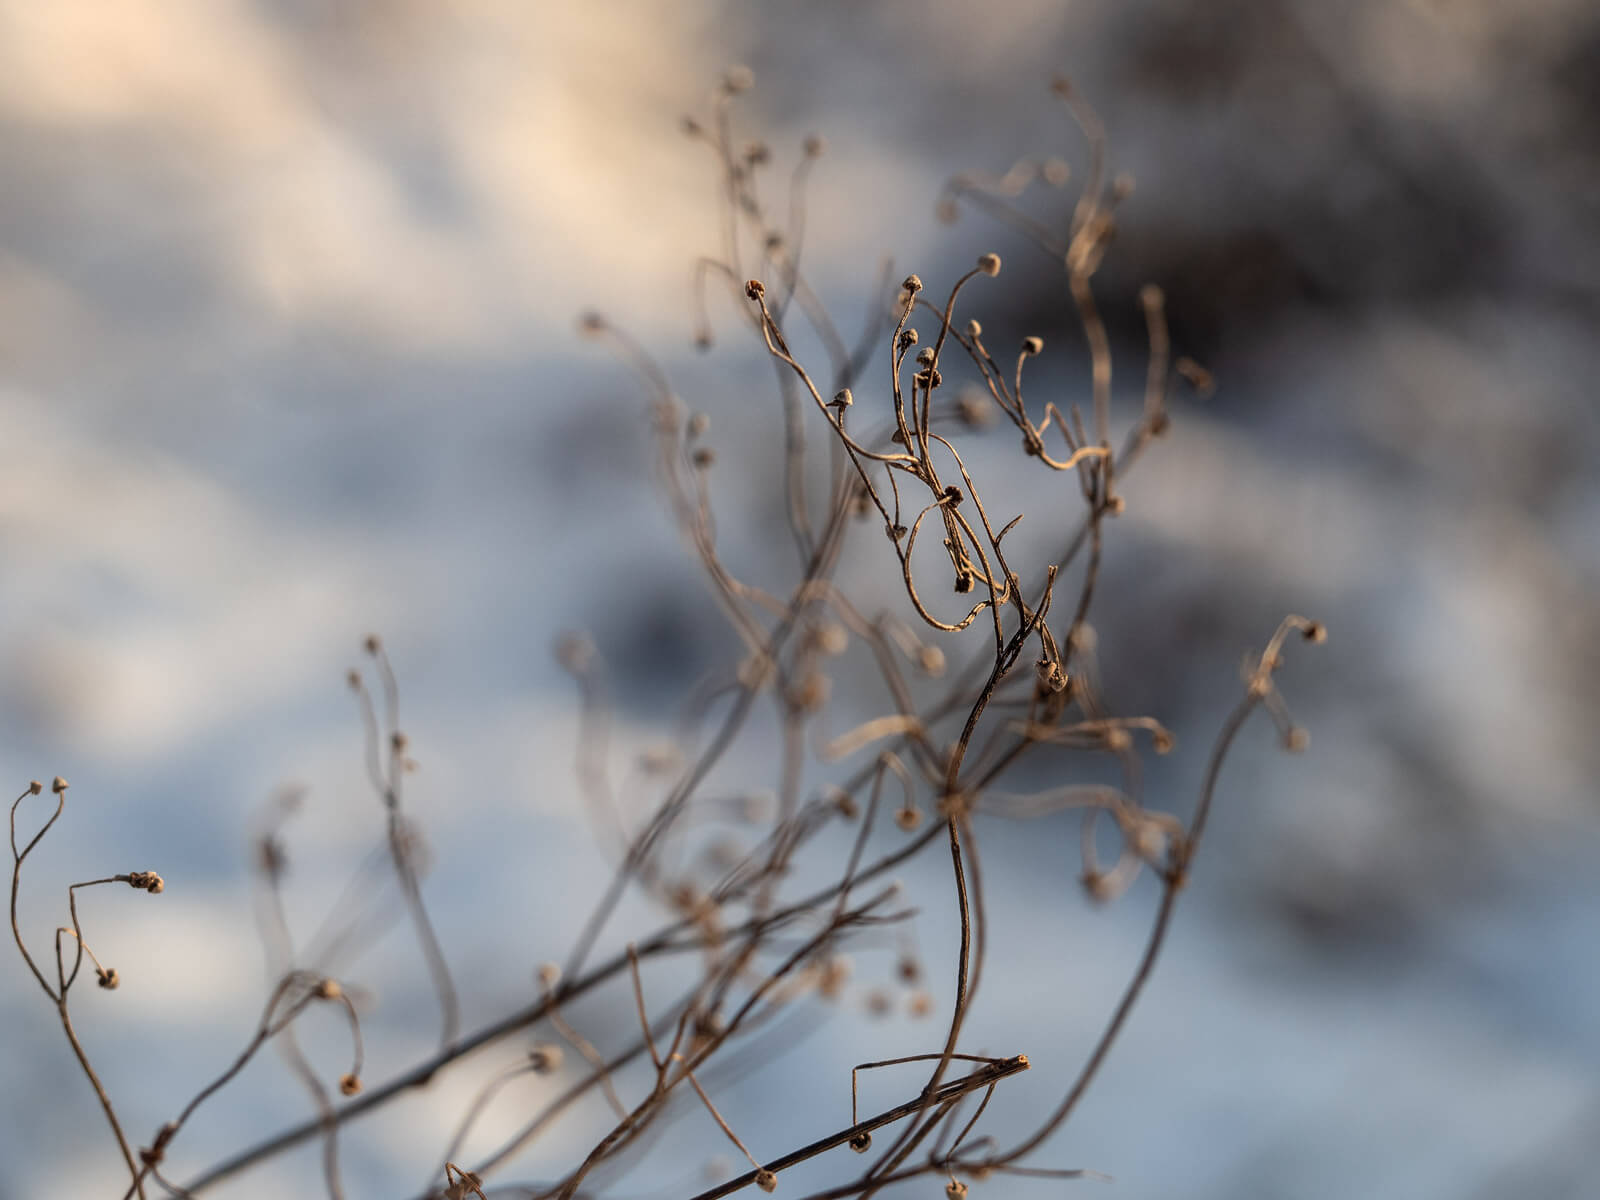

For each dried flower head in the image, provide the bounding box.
[755,1168,777,1193]
[97,966,119,990]
[849,1131,872,1153]
[902,273,923,294]
[339,1073,362,1096]
[128,871,165,895]
[946,1179,969,1199]
[917,645,946,677]
[976,252,1001,276]
[894,805,922,832]
[745,279,765,301]
[964,318,982,339]
[831,387,853,409]
[1021,336,1044,356]
[51,776,69,794]
[27,780,42,795]
[528,1043,563,1074]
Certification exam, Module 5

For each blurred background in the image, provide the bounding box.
[2,1,1597,1197]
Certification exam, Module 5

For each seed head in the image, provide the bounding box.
[755,1169,777,1193]
[314,978,342,1000]
[51,776,69,794]
[97,966,119,990]
[916,645,946,677]
[946,1180,969,1199]
[901,274,922,294]
[339,1074,362,1096]
[894,805,921,832]
[849,1131,872,1153]
[687,412,710,438]
[1284,727,1310,753]
[976,252,1001,277]
[745,279,765,301]
[537,962,561,991]
[1303,621,1328,644]
[831,388,853,408]
[529,1044,563,1074]
[1021,336,1044,356]
[27,780,42,795]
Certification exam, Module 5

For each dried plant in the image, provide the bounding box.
[9,71,1323,1199]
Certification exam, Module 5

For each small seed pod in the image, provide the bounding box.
[755,1169,778,1193]
[52,776,69,794]
[363,634,382,655]
[97,967,119,991]
[894,805,921,832]
[898,327,919,349]
[314,978,342,1001]
[1021,336,1044,356]
[1042,157,1071,186]
[965,318,982,339]
[916,645,946,677]
[831,387,854,408]
[128,871,165,894]
[831,789,860,820]
[1284,727,1310,753]
[815,623,849,656]
[27,780,42,795]
[916,347,934,366]
[1152,728,1176,754]
[745,279,765,301]
[1303,621,1328,644]
[976,252,1001,277]
[902,274,922,294]
[1036,659,1068,694]
[687,412,710,438]
[528,1043,563,1074]
[339,1074,362,1096]
[849,1131,872,1153]
[953,570,974,594]
[692,447,716,469]
[537,962,561,991]
[1105,727,1132,752]
[907,990,934,1018]
[946,1180,969,1199]
[1105,493,1126,516]
[896,956,920,984]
